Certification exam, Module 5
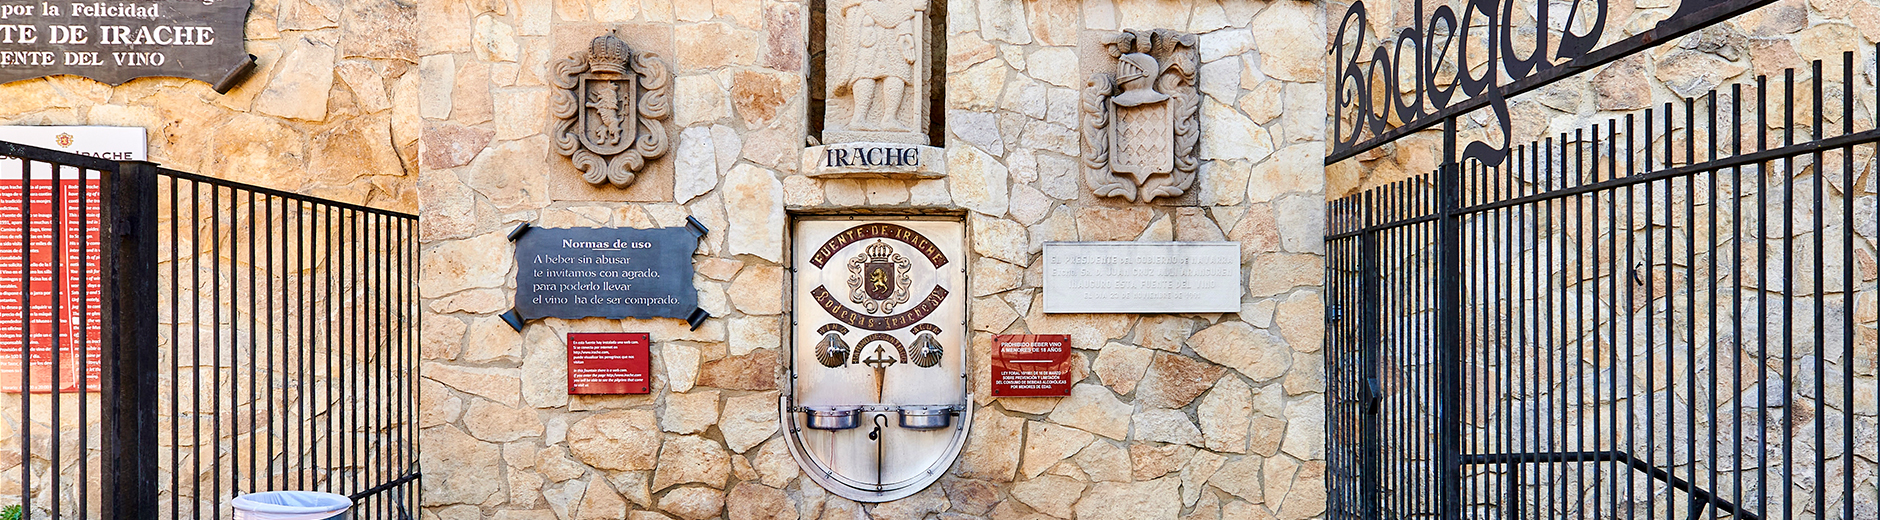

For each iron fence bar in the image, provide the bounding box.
[213,176,224,520]
[1665,99,1682,520]
[78,154,93,520]
[20,156,32,517]
[168,173,179,519]
[1622,112,1637,520]
[101,160,159,519]
[1356,191,1376,518]
[192,177,203,520]
[1808,59,1827,519]
[246,190,255,498]
[349,207,359,501]
[1840,50,1857,520]
[324,202,334,496]
[1729,81,1745,520]
[50,156,63,520]
[1604,120,1622,520]
[407,215,422,516]
[379,210,389,517]
[1702,92,1718,520]
[1780,68,1795,520]
[1682,96,1698,520]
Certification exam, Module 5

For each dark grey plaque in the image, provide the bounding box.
[502,219,710,330]
[0,0,252,86]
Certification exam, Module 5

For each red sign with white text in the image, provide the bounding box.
[991,334,1072,397]
[567,332,651,394]
[0,174,102,393]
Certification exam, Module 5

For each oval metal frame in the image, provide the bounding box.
[778,396,974,502]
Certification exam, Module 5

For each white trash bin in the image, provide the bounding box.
[230,491,352,520]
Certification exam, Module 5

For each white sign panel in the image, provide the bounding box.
[0,126,148,162]
[1043,241,1243,314]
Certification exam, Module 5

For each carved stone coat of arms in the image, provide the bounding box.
[1082,29,1200,203]
[550,31,673,187]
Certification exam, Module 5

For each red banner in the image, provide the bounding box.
[991,334,1072,397]
[567,332,651,395]
[0,176,102,393]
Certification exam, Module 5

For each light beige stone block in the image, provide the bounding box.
[255,37,338,121]
[1072,478,1181,520]
[568,410,660,471]
[1020,421,1094,479]
[720,391,780,453]
[1047,383,1132,441]
[722,165,786,262]
[661,390,721,434]
[653,435,732,490]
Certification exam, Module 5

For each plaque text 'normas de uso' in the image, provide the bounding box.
[0,0,251,86]
[503,220,710,330]
[1043,242,1241,314]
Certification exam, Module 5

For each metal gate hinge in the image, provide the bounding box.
[1362,377,1382,414]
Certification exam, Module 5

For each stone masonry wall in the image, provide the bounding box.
[417,0,1332,519]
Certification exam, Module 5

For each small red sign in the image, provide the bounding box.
[0,177,103,393]
[567,332,651,395]
[991,334,1072,397]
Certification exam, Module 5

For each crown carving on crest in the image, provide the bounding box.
[587,34,632,75]
[864,240,895,263]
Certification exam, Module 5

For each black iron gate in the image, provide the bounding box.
[1326,1,1880,518]
[0,140,420,519]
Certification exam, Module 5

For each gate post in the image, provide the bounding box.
[1435,117,1464,519]
[101,160,159,518]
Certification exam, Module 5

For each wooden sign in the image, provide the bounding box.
[990,334,1072,397]
[567,332,651,395]
[0,0,253,87]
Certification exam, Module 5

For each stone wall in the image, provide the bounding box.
[417,0,1331,519]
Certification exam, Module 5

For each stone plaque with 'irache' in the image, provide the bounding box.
[503,220,709,330]
[0,0,252,86]
[800,141,945,179]
[1043,241,1241,314]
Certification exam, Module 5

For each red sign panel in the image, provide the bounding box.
[991,334,1072,397]
[567,332,651,394]
[0,176,102,393]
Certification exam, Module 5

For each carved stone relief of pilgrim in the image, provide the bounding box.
[825,0,929,145]
[550,30,673,187]
[1082,29,1200,203]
